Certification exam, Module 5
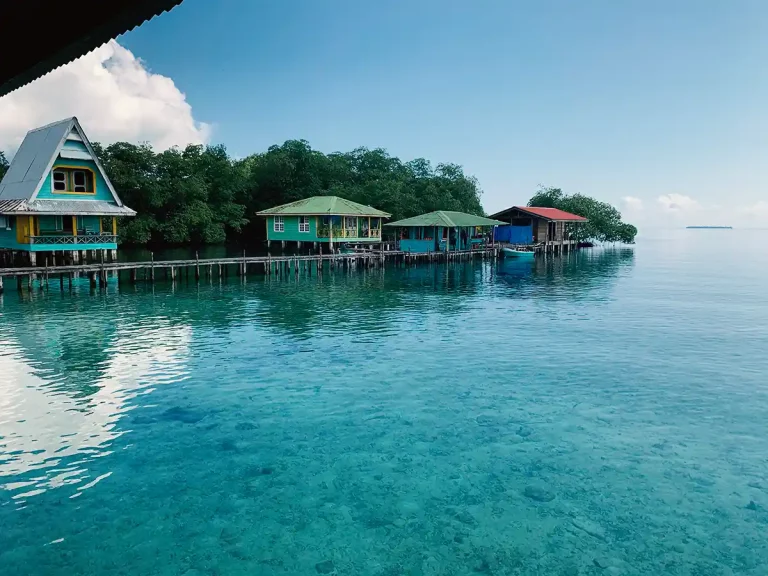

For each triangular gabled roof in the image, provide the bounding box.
[257,196,390,217]
[385,210,505,228]
[0,117,125,207]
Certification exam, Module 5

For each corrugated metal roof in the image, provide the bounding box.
[491,206,588,222]
[0,199,135,216]
[30,200,135,216]
[0,0,184,97]
[0,120,71,201]
[385,211,505,228]
[257,196,390,217]
[0,117,130,211]
[0,199,28,213]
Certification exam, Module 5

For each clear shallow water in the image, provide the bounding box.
[1,229,767,576]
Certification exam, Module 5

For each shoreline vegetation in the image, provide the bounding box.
[0,143,637,247]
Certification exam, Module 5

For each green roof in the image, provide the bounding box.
[257,196,390,217]
[385,211,505,228]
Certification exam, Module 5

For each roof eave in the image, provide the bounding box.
[0,0,184,98]
[491,206,587,222]
[257,211,390,217]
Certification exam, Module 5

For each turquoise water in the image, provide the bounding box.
[2,230,768,576]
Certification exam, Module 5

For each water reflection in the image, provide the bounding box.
[0,319,191,501]
[0,255,634,503]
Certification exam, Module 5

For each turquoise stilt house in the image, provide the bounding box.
[0,117,135,265]
[257,196,390,249]
[385,211,505,253]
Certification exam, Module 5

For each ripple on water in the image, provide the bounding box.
[1,237,768,575]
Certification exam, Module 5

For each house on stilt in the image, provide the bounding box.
[490,206,587,254]
[0,117,135,266]
[257,196,390,250]
[385,211,504,253]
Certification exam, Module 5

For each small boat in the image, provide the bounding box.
[501,246,535,258]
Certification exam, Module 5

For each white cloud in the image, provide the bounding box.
[743,200,768,216]
[0,40,210,153]
[622,196,643,211]
[657,193,701,212]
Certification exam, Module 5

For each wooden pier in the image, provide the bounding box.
[0,247,498,293]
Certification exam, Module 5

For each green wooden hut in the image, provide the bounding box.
[257,196,390,248]
[385,211,505,253]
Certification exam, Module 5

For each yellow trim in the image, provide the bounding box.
[16,217,28,244]
[99,218,103,234]
[112,217,117,236]
[50,165,97,195]
[72,216,78,236]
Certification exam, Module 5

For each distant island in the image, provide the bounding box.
[686,226,733,229]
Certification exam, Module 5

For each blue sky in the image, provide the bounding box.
[38,1,768,221]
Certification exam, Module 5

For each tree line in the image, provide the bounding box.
[528,187,637,244]
[90,140,485,246]
[0,141,636,245]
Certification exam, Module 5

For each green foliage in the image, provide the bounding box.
[0,139,483,246]
[237,141,484,238]
[0,151,8,181]
[98,139,483,246]
[95,142,248,245]
[528,187,637,244]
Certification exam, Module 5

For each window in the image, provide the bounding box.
[273,216,284,232]
[51,168,94,193]
[0,215,8,229]
[344,216,356,229]
[72,171,87,192]
[53,216,64,231]
[298,216,310,233]
[53,170,67,191]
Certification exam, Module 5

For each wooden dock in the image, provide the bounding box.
[0,247,498,293]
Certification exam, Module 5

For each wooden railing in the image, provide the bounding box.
[29,234,118,245]
[316,227,381,239]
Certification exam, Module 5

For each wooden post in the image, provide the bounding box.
[195,252,200,281]
[170,267,176,282]
[0,276,3,295]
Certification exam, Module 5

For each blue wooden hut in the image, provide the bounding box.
[0,117,135,265]
[385,211,504,253]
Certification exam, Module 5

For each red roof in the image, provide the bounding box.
[514,206,587,222]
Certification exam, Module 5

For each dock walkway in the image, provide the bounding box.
[0,247,498,293]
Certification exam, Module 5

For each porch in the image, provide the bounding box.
[22,215,119,250]
[397,226,491,253]
[28,234,118,247]
[316,216,383,241]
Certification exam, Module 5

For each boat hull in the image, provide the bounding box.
[501,247,535,258]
